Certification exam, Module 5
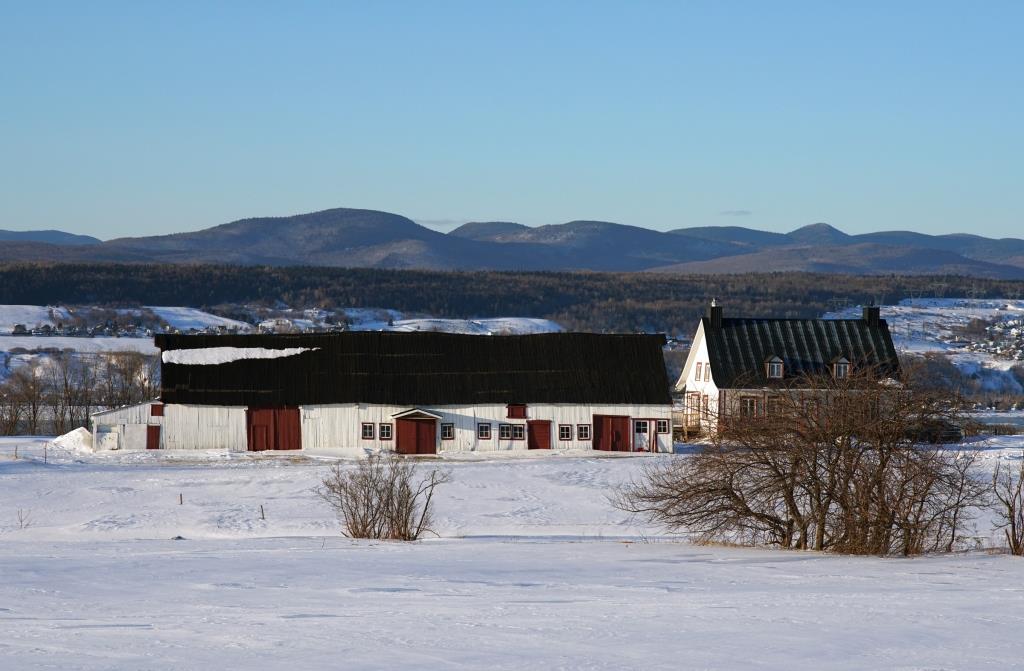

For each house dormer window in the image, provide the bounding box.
[695,362,702,380]
[833,358,850,379]
[765,356,783,379]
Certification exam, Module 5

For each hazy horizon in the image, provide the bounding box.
[2,2,1021,240]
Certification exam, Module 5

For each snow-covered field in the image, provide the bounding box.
[2,439,1023,670]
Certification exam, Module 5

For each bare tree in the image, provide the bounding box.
[317,454,451,541]
[992,458,1024,555]
[617,364,986,556]
[8,361,46,435]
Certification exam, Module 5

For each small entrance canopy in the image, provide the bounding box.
[392,408,443,420]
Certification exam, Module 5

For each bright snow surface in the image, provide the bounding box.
[1,441,1023,670]
[162,346,318,365]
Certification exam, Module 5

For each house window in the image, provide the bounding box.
[559,424,573,441]
[477,423,491,439]
[767,361,783,379]
[695,362,702,380]
[379,423,393,440]
[656,419,669,434]
[511,424,525,440]
[704,365,710,382]
[441,423,455,440]
[834,361,850,379]
[577,424,591,440]
[702,394,710,419]
[766,396,781,416]
[507,404,527,419]
[361,423,374,440]
[150,403,164,417]
[634,420,649,434]
[740,397,762,418]
[499,424,512,439]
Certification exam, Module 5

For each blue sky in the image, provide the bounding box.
[1,1,1021,240]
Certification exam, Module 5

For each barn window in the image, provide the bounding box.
[499,424,512,439]
[558,424,572,441]
[379,423,393,440]
[704,365,710,382]
[361,423,374,440]
[441,423,455,440]
[695,362,702,380]
[634,420,648,434]
[656,419,669,434]
[511,424,525,440]
[150,404,164,417]
[477,423,491,439]
[577,424,591,440]
[506,404,527,419]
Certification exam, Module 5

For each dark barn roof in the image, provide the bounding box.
[156,332,671,407]
[703,311,900,389]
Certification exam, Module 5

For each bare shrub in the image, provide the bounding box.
[317,453,451,540]
[617,364,987,556]
[991,458,1024,556]
[16,508,32,530]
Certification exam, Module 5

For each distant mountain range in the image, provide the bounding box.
[2,208,1023,278]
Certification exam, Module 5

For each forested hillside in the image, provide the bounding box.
[2,263,1023,335]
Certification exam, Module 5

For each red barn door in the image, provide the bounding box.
[397,418,437,455]
[593,415,630,452]
[527,420,551,450]
[247,408,301,451]
[146,425,161,450]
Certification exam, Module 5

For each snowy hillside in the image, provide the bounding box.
[1,443,1022,669]
[0,304,71,332]
[826,298,1024,394]
[145,306,254,332]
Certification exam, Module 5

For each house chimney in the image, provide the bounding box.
[863,304,880,326]
[708,302,723,329]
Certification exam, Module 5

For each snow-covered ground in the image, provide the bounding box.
[1,439,1023,669]
[826,298,1024,394]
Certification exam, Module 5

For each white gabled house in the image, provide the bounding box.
[675,303,900,435]
[93,332,673,454]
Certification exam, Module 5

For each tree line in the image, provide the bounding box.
[2,262,1024,334]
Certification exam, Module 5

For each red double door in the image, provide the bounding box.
[396,418,437,455]
[247,408,301,451]
[593,415,630,452]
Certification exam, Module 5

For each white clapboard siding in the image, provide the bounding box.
[301,403,672,453]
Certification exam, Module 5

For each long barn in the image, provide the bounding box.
[92,332,673,454]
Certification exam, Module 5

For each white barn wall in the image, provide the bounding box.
[91,402,247,451]
[302,403,672,453]
[162,405,247,451]
[91,402,163,450]
[93,403,671,453]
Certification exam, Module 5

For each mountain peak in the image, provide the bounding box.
[788,222,850,244]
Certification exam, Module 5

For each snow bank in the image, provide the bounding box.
[51,427,94,453]
[162,346,319,365]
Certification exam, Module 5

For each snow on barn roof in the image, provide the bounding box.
[155,331,670,406]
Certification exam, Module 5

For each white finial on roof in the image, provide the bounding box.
[711,298,717,307]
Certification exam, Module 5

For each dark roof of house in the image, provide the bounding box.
[702,316,900,389]
[155,332,671,406]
